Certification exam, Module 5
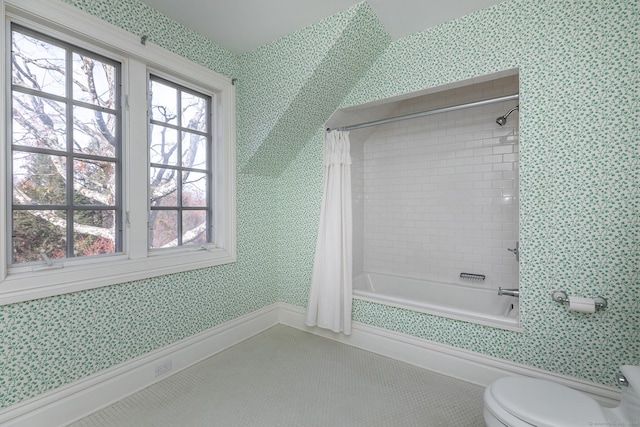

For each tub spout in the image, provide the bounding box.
[498,287,520,298]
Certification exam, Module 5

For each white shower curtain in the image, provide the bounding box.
[305,130,353,335]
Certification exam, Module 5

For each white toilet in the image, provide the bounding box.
[483,365,640,426]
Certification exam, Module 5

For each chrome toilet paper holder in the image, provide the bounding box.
[551,290,607,311]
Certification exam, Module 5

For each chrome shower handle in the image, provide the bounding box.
[507,241,519,262]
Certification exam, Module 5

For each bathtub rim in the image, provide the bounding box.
[352,272,523,333]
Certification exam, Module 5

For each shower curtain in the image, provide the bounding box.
[305,130,353,335]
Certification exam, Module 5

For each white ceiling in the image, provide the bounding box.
[138,0,505,54]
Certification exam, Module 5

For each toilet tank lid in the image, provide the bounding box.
[489,377,607,427]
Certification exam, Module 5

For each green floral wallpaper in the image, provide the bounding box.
[278,0,639,388]
[1,0,638,411]
[0,0,273,409]
[0,172,283,407]
[61,0,236,78]
[237,2,389,176]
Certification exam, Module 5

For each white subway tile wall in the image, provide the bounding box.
[353,76,519,289]
[351,137,365,275]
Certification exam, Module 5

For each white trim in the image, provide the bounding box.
[0,249,235,305]
[0,0,8,289]
[0,304,280,427]
[0,304,623,425]
[126,58,150,261]
[0,0,237,305]
[4,0,231,89]
[278,303,622,407]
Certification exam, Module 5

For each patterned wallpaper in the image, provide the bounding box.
[1,0,638,410]
[60,0,236,78]
[1,0,389,409]
[0,172,283,408]
[0,0,276,408]
[237,2,390,176]
[280,0,639,387]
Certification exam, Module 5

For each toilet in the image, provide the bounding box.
[483,365,640,426]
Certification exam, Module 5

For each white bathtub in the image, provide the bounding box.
[353,272,521,331]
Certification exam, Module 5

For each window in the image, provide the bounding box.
[11,25,122,264]
[148,76,211,249]
[1,0,236,305]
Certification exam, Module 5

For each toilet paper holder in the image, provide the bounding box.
[551,290,607,311]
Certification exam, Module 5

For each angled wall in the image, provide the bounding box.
[237,2,391,176]
[0,0,391,410]
[282,0,639,387]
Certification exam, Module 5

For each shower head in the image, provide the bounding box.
[496,105,519,126]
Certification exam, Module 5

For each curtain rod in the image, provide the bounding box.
[327,93,519,132]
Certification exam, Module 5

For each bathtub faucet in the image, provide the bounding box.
[498,287,520,298]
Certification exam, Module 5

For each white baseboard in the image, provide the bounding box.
[0,302,621,426]
[278,303,622,407]
[0,304,281,427]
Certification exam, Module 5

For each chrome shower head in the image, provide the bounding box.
[496,105,519,126]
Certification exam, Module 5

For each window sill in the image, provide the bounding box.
[0,248,236,305]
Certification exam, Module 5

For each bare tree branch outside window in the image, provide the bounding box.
[148,76,212,249]
[10,26,213,265]
[10,25,121,263]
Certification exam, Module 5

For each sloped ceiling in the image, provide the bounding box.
[138,0,505,54]
[134,0,506,176]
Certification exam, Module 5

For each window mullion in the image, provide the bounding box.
[66,46,74,259]
[207,97,213,244]
[176,86,182,246]
[115,75,123,254]
[126,59,150,259]
[177,170,183,246]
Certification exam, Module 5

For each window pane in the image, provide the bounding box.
[181,132,207,169]
[10,25,123,266]
[12,30,66,97]
[149,75,212,250]
[72,53,116,108]
[12,92,66,151]
[12,210,67,263]
[73,210,116,257]
[150,80,177,124]
[74,159,116,206]
[150,167,178,207]
[149,210,177,248]
[182,210,207,246]
[73,106,116,157]
[182,172,207,207]
[13,152,66,205]
[150,125,178,165]
[181,92,207,132]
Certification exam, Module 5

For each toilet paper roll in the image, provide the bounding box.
[567,296,596,313]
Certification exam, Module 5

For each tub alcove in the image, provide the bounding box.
[327,69,522,331]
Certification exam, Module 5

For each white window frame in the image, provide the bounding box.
[0,0,237,305]
[147,73,214,250]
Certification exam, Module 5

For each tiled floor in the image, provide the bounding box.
[70,325,486,426]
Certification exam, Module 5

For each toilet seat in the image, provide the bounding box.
[485,377,608,427]
[484,386,534,426]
